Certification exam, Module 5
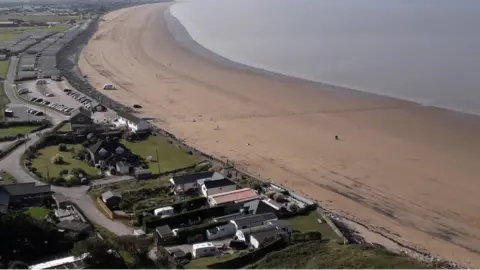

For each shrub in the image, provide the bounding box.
[24,151,36,160]
[59,169,69,175]
[25,160,32,166]
[58,143,68,151]
[273,193,286,203]
[53,177,66,185]
[65,174,80,185]
[82,141,90,148]
[287,202,299,213]
[30,167,37,173]
[185,252,192,260]
[70,168,86,176]
[52,154,65,164]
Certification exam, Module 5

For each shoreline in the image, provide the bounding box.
[77,4,480,268]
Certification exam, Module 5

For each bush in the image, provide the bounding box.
[70,168,86,176]
[59,169,69,175]
[82,141,90,148]
[24,151,36,160]
[58,143,68,151]
[185,252,192,260]
[287,202,299,213]
[30,167,37,173]
[65,174,80,185]
[53,177,66,185]
[52,154,65,164]
[273,193,286,203]
[25,160,32,166]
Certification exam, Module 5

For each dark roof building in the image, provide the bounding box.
[57,220,92,233]
[156,225,174,240]
[203,179,236,189]
[170,171,225,186]
[232,213,278,229]
[1,183,51,196]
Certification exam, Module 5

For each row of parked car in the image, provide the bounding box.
[27,109,44,116]
[64,89,93,107]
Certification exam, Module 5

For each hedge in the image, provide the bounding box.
[207,238,287,269]
[134,196,208,224]
[143,203,241,232]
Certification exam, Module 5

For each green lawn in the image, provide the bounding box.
[58,122,72,132]
[0,15,80,23]
[31,144,98,180]
[185,251,247,269]
[25,207,52,221]
[0,170,15,184]
[285,211,340,240]
[122,136,199,174]
[248,240,429,269]
[0,60,8,78]
[0,125,38,137]
[0,25,70,42]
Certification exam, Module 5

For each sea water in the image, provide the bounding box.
[169,0,480,115]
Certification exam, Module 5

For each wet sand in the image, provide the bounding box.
[79,3,480,266]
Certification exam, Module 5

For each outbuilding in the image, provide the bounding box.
[192,242,217,258]
[201,178,237,197]
[101,190,122,209]
[154,206,174,217]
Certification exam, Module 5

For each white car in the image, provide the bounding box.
[17,88,29,95]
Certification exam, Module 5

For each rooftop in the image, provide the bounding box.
[156,225,173,237]
[213,212,248,223]
[232,213,278,228]
[171,171,225,185]
[56,220,91,232]
[29,253,89,270]
[101,190,122,201]
[193,242,215,249]
[1,183,51,196]
[208,188,259,205]
[52,193,68,203]
[203,178,237,189]
[117,111,144,124]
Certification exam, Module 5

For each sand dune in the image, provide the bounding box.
[79,3,480,266]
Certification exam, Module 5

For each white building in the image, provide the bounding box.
[200,178,237,197]
[169,171,225,194]
[113,111,150,133]
[29,253,89,270]
[154,206,175,217]
[234,219,291,243]
[192,242,217,258]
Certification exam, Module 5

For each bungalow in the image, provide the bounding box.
[113,111,150,133]
[207,213,277,240]
[231,213,278,230]
[200,178,237,197]
[87,138,133,167]
[170,171,225,194]
[234,220,292,244]
[69,107,93,131]
[56,220,92,239]
[0,183,52,208]
[101,190,122,209]
[208,188,260,207]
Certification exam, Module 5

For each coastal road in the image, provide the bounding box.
[1,56,133,236]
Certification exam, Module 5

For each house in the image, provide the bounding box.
[101,190,122,209]
[201,178,237,197]
[192,242,218,258]
[168,248,186,261]
[115,161,131,175]
[52,193,69,209]
[0,183,52,208]
[231,213,278,230]
[208,188,260,207]
[235,220,292,244]
[156,225,175,242]
[113,111,150,133]
[87,138,134,167]
[69,107,93,131]
[250,229,283,249]
[57,220,92,239]
[134,168,152,179]
[170,171,225,194]
[29,253,89,270]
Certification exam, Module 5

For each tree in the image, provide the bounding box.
[72,237,123,269]
[58,143,67,152]
[70,168,86,177]
[59,169,69,175]
[52,154,65,164]
[185,252,193,260]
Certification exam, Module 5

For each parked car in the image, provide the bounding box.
[18,88,29,95]
[34,111,44,116]
[64,89,72,93]
[65,108,74,113]
[28,109,38,115]
[44,101,51,105]
[35,98,43,103]
[133,104,142,108]
[48,103,57,108]
[30,97,38,102]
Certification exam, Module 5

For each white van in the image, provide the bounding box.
[17,88,29,95]
[36,79,47,85]
[153,206,174,217]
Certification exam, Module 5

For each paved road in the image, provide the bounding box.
[1,56,133,236]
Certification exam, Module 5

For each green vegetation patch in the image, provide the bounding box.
[122,137,199,174]
[58,122,72,132]
[248,240,429,269]
[0,15,80,23]
[0,25,70,42]
[30,144,98,180]
[25,207,52,221]
[185,251,247,269]
[0,61,8,78]
[0,125,37,137]
[286,211,340,240]
[0,170,15,184]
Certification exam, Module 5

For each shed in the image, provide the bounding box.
[250,229,283,249]
[154,206,174,217]
[168,248,186,260]
[52,193,69,209]
[115,161,131,175]
[156,225,174,241]
[134,229,146,237]
[192,242,217,258]
[101,190,122,208]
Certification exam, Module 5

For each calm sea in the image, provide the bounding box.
[169,0,480,115]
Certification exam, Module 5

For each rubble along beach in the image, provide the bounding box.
[78,2,480,267]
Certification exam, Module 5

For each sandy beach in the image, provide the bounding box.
[79,3,480,266]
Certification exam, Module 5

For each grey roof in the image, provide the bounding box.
[250,228,282,245]
[214,212,248,223]
[232,213,278,228]
[203,179,236,189]
[52,193,68,203]
[268,219,290,228]
[101,190,122,201]
[239,224,278,239]
[117,110,143,124]
[169,248,186,258]
[156,225,173,237]
[70,107,92,119]
[171,171,224,185]
[2,183,51,196]
[254,200,280,215]
[57,220,91,232]
[116,161,130,168]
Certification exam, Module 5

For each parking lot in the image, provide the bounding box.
[17,78,117,122]
[5,104,46,122]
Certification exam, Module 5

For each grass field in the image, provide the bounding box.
[122,136,199,174]
[0,25,70,42]
[0,125,38,137]
[248,240,429,269]
[31,144,98,179]
[25,207,52,220]
[0,60,8,78]
[0,170,16,184]
[185,251,247,269]
[0,15,80,23]
[285,211,340,240]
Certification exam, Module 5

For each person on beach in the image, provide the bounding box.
[335,135,339,140]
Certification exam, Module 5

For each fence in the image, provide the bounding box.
[96,197,114,219]
[317,208,349,244]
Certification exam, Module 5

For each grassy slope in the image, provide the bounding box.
[0,170,15,184]
[0,60,8,78]
[185,251,248,269]
[248,240,429,269]
[0,125,37,137]
[31,144,98,179]
[58,122,72,131]
[122,137,199,174]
